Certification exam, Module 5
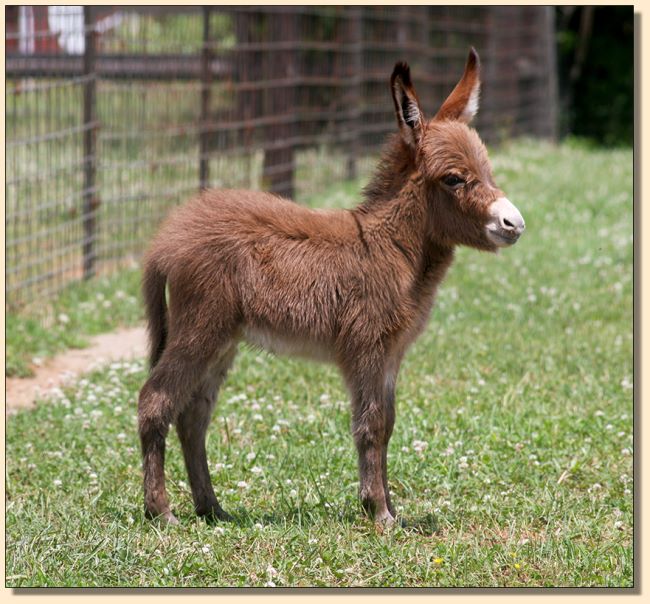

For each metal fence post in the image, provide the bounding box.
[200,6,212,189]
[82,5,98,280]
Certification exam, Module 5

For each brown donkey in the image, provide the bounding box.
[138,48,525,525]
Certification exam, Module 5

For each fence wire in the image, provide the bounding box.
[5,5,557,310]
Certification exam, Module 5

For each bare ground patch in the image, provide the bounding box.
[5,326,147,414]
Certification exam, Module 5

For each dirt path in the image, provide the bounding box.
[5,326,147,414]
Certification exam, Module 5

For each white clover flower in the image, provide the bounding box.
[246,452,257,461]
[412,440,428,453]
[250,466,263,475]
[237,481,249,489]
[57,313,70,324]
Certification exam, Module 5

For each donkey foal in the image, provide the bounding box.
[138,48,525,526]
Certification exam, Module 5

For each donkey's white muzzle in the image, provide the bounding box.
[486,197,525,247]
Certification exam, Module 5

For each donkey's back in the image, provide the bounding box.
[148,188,360,270]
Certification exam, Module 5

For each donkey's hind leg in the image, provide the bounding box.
[175,344,238,522]
[138,345,209,524]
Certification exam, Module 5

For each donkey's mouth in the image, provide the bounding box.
[486,229,521,247]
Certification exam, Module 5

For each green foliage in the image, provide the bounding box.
[102,11,235,53]
[556,7,633,146]
[5,140,632,586]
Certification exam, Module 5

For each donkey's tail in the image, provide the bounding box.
[142,259,168,370]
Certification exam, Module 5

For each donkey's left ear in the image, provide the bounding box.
[435,47,481,124]
[391,61,424,148]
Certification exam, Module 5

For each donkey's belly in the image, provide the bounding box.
[242,325,334,363]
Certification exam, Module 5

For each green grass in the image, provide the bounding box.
[5,268,143,377]
[5,139,633,587]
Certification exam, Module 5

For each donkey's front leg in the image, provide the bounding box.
[350,375,396,525]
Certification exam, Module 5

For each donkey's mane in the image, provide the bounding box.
[359,133,416,211]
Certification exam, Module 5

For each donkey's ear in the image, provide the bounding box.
[391,62,424,148]
[435,47,481,124]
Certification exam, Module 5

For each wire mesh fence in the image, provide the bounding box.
[5,5,557,311]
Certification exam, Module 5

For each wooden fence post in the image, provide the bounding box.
[262,10,298,199]
[82,5,98,280]
[199,6,212,189]
[543,6,559,141]
[345,7,362,180]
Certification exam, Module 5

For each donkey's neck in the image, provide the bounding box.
[360,134,416,210]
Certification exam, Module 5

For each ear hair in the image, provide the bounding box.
[435,47,481,124]
[390,61,424,147]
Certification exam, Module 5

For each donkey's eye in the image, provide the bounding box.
[442,175,465,188]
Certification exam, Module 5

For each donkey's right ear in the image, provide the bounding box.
[391,62,424,148]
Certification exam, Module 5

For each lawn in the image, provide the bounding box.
[4,139,633,587]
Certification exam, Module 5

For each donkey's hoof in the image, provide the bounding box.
[164,511,180,525]
[373,510,398,531]
[145,508,179,525]
[198,505,233,524]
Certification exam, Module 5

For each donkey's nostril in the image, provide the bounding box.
[489,197,525,239]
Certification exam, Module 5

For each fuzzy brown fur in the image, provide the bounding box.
[137,49,521,525]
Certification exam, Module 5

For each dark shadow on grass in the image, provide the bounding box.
[185,504,440,536]
[398,512,439,536]
[205,503,362,528]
